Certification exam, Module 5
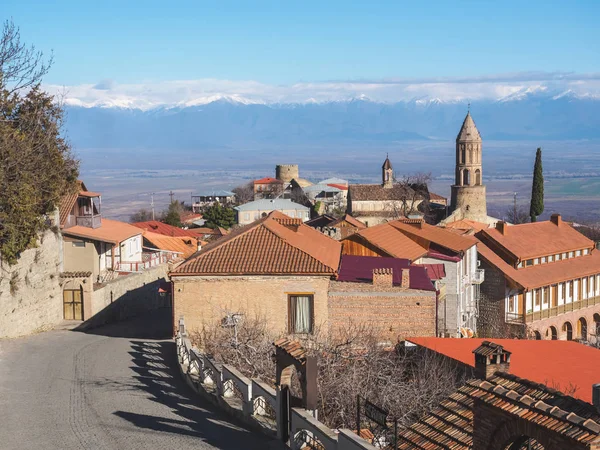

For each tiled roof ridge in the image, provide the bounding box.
[391,220,476,253]
[470,375,600,438]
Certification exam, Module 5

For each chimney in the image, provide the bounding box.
[401,268,411,288]
[496,221,507,235]
[593,383,600,413]
[372,268,393,287]
[196,238,202,252]
[473,341,511,380]
[551,213,562,226]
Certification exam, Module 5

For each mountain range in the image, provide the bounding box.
[64,90,600,151]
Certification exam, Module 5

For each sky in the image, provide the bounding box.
[4,0,600,107]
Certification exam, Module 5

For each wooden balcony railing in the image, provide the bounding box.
[524,295,600,323]
[75,214,101,229]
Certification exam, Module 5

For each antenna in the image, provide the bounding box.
[468,102,471,113]
[169,190,175,203]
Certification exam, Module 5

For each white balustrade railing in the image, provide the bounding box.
[176,317,378,450]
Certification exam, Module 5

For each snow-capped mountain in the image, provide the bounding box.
[64,92,600,151]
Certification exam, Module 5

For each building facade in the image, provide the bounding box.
[476,214,600,342]
[234,198,311,225]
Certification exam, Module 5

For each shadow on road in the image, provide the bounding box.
[113,340,277,449]
[72,309,173,339]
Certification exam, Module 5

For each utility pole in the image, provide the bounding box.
[151,193,155,220]
[513,192,517,224]
[169,191,175,203]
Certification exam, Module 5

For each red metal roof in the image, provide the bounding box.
[254,177,283,184]
[336,255,435,291]
[415,263,446,280]
[327,183,348,190]
[407,337,600,403]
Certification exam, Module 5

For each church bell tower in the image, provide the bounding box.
[382,155,393,189]
[450,111,487,221]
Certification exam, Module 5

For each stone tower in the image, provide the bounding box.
[450,112,487,221]
[276,164,299,184]
[382,155,393,189]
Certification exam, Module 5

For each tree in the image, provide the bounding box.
[389,172,433,221]
[0,21,78,264]
[130,209,152,223]
[203,202,236,229]
[504,205,529,224]
[232,181,254,205]
[162,201,183,227]
[529,148,544,222]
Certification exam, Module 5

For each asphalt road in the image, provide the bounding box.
[0,311,282,450]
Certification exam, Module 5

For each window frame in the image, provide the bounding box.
[287,293,315,334]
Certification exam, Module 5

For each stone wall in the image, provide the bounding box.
[450,184,488,222]
[0,228,62,338]
[79,264,170,330]
[171,275,331,335]
[328,281,436,342]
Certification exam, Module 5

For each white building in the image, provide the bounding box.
[234,199,311,225]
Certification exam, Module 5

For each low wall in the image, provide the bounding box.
[78,264,170,330]
[0,227,62,338]
[176,317,377,450]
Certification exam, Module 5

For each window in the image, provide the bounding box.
[288,295,314,334]
[562,253,567,259]
[525,259,533,267]
[541,257,547,263]
[534,258,539,265]
[534,289,540,307]
[72,241,85,248]
[556,254,561,261]
[584,249,590,255]
[569,251,574,258]
[569,281,574,298]
[289,211,295,218]
[576,250,581,257]
[543,287,549,305]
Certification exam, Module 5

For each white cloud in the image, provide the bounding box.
[44,72,600,110]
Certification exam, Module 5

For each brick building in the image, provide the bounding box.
[398,338,600,449]
[341,218,482,337]
[329,255,438,343]
[169,211,341,335]
[475,214,600,341]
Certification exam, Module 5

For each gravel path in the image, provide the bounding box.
[0,311,282,450]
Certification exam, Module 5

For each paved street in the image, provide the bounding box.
[0,311,281,450]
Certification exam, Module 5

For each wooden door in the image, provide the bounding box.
[63,288,83,320]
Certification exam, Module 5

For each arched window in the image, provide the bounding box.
[460,146,466,164]
[562,322,573,340]
[533,330,541,340]
[577,317,587,341]
[548,326,558,340]
[475,169,481,185]
[463,169,470,186]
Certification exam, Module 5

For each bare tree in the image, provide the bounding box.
[232,181,255,205]
[387,172,433,221]
[190,312,465,430]
[1,20,53,93]
[503,205,529,224]
[129,209,153,223]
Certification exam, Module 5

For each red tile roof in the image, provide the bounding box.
[329,214,366,229]
[62,219,142,244]
[444,218,491,232]
[171,211,341,276]
[131,220,206,238]
[407,337,600,403]
[143,231,199,259]
[254,177,283,185]
[477,239,600,289]
[390,219,478,253]
[480,218,594,261]
[347,223,429,262]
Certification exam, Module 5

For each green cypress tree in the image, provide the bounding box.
[529,148,544,222]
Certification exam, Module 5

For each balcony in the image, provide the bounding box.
[75,214,101,229]
[525,295,600,323]
[505,312,525,324]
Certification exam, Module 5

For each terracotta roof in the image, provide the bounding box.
[131,221,205,238]
[180,212,203,223]
[347,223,428,262]
[407,337,600,403]
[273,338,307,364]
[254,177,283,185]
[59,180,87,228]
[329,214,366,229]
[78,191,101,198]
[389,219,477,253]
[477,239,600,290]
[444,218,491,232]
[397,371,600,449]
[480,218,594,261]
[337,255,436,291]
[349,183,416,202]
[62,219,142,244]
[428,192,447,201]
[143,231,199,259]
[171,211,341,276]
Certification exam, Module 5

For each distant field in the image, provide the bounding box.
[79,139,600,224]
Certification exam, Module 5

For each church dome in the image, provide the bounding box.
[456,112,481,141]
